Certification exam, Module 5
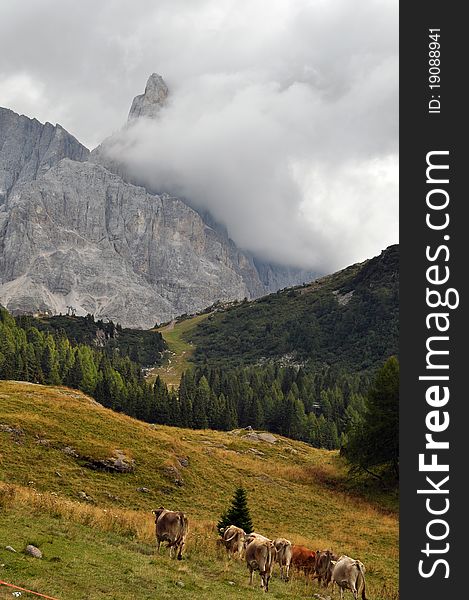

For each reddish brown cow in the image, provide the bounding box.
[291,545,316,576]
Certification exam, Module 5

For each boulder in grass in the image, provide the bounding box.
[25,544,42,559]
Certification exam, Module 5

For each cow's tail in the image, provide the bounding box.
[356,562,367,600]
[267,542,276,571]
[179,512,189,540]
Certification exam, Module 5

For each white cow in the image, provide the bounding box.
[273,538,292,580]
[220,525,246,558]
[331,555,367,600]
[245,537,277,592]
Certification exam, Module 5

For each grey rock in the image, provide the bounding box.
[163,465,184,486]
[25,544,42,559]
[175,581,185,588]
[78,491,92,502]
[128,73,168,121]
[137,487,150,493]
[253,257,317,294]
[86,450,135,473]
[248,448,265,456]
[106,492,121,501]
[0,107,89,204]
[243,431,277,444]
[62,446,79,458]
[177,456,189,468]
[0,159,263,327]
[0,423,23,435]
[5,545,17,553]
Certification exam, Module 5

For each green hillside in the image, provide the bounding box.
[0,381,398,599]
[187,245,398,372]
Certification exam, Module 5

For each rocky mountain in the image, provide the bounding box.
[128,73,169,120]
[0,107,89,205]
[0,159,267,327]
[0,74,316,327]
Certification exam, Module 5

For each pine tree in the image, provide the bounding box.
[217,487,253,535]
[342,356,399,480]
[192,376,210,429]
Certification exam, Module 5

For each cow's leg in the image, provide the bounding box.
[259,571,265,590]
[177,541,185,560]
[249,567,254,586]
[285,562,290,581]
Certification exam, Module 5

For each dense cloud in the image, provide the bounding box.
[0,0,398,272]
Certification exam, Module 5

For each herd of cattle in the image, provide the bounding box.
[152,507,367,599]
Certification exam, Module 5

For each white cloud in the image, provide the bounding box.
[0,0,398,272]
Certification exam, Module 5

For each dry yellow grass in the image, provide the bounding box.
[0,380,398,598]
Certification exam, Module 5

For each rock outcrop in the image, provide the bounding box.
[0,159,263,327]
[128,73,169,121]
[0,107,89,204]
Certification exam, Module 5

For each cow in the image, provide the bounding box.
[273,538,292,581]
[331,555,367,600]
[151,507,189,560]
[244,532,271,549]
[314,549,338,587]
[291,545,316,576]
[220,525,246,558]
[245,537,277,592]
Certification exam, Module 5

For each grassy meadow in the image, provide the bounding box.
[0,381,398,599]
[148,314,211,386]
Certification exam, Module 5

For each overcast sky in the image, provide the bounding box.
[0,0,398,272]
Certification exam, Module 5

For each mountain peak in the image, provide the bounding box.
[128,73,169,121]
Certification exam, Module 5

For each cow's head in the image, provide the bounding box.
[151,507,165,522]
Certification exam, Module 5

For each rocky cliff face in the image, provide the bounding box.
[128,73,169,121]
[0,75,315,328]
[0,107,89,205]
[0,159,265,327]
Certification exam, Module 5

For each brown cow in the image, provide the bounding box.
[220,525,246,558]
[273,538,292,581]
[152,507,189,560]
[331,555,367,600]
[291,545,316,576]
[245,537,277,592]
[314,549,338,587]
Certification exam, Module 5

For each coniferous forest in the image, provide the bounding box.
[1,305,373,450]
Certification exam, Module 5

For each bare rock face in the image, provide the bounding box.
[0,107,89,204]
[0,159,262,327]
[128,73,169,121]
